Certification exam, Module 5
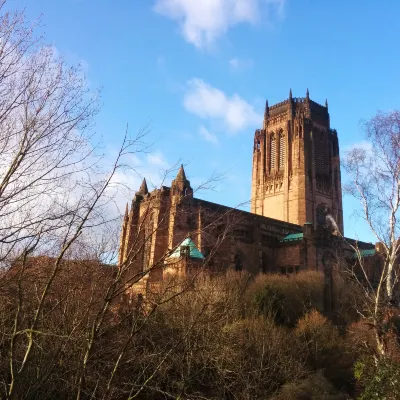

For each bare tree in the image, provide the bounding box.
[0,4,101,264]
[340,110,400,356]
[0,6,231,396]
[344,111,400,303]
[0,4,152,398]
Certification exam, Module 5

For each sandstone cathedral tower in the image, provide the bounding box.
[119,90,375,297]
[251,89,343,233]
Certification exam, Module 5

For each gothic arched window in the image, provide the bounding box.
[334,169,338,189]
[270,134,276,170]
[312,132,317,169]
[279,132,285,170]
[320,135,325,171]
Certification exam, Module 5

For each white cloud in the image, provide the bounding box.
[229,57,254,70]
[147,151,169,169]
[154,0,285,48]
[107,150,172,215]
[344,140,373,153]
[199,126,219,145]
[184,78,261,133]
[64,49,90,83]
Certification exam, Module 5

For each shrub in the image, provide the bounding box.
[332,273,364,328]
[218,317,306,398]
[295,310,356,392]
[273,371,348,400]
[247,271,324,325]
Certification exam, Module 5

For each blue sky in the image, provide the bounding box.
[7,0,400,242]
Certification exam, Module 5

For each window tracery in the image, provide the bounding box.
[279,132,285,170]
[320,135,325,171]
[313,133,317,169]
[270,134,276,170]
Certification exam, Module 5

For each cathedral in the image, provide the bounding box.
[118,90,377,301]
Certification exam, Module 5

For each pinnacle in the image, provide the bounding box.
[263,100,269,121]
[138,178,148,195]
[176,164,187,181]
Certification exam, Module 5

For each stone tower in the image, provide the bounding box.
[251,89,343,233]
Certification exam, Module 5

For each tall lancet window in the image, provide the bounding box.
[270,134,276,170]
[320,136,325,172]
[313,133,317,169]
[279,132,285,170]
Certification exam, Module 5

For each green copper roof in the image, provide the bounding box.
[281,233,304,242]
[352,249,376,258]
[168,238,204,260]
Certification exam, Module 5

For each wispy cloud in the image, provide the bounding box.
[108,150,172,214]
[63,49,91,83]
[344,140,373,153]
[184,78,261,133]
[229,57,254,71]
[199,126,219,145]
[147,151,169,169]
[154,0,285,49]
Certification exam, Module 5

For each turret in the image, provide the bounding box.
[132,178,148,203]
[305,89,311,110]
[171,164,193,198]
[263,100,269,129]
[137,178,148,195]
[119,178,150,266]
[118,202,130,266]
[124,202,129,220]
[176,164,187,181]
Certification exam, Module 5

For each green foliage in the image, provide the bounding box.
[355,357,400,400]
